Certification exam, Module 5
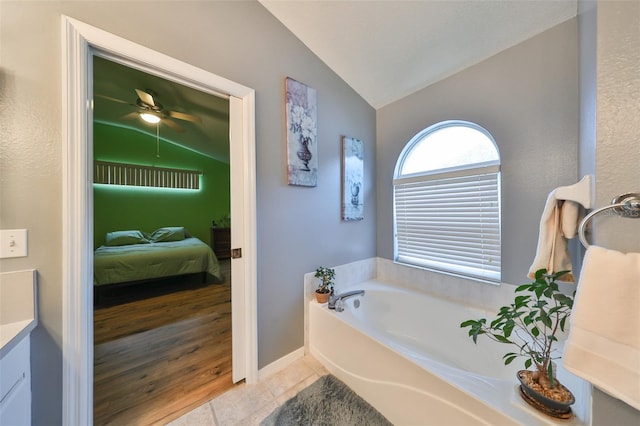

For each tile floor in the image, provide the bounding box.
[167,355,329,426]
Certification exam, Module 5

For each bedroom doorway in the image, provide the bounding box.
[62,16,258,426]
[92,55,236,424]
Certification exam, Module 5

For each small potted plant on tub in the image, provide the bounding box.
[314,266,335,304]
[460,269,576,419]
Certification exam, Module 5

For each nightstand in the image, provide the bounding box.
[210,227,231,259]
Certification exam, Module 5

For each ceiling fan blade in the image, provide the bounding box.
[162,117,185,133]
[167,110,202,123]
[135,89,156,106]
[96,94,135,106]
[121,112,140,120]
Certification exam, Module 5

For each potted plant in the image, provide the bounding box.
[460,269,576,418]
[314,266,335,304]
[213,213,231,228]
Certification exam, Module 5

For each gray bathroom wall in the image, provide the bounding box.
[582,1,640,423]
[592,0,640,254]
[376,18,580,286]
[0,1,375,423]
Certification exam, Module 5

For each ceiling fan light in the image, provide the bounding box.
[139,112,161,124]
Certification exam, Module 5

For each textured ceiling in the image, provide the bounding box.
[260,0,578,108]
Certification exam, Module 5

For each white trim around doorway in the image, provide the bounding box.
[61,16,258,426]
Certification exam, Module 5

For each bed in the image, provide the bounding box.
[94,227,222,290]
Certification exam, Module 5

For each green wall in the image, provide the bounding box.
[93,122,230,249]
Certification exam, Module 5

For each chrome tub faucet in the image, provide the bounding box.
[328,289,365,312]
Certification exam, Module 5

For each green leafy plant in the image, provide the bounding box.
[314,267,335,294]
[460,269,574,391]
[213,214,230,228]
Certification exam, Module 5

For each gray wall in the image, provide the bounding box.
[581,1,640,423]
[0,1,375,423]
[593,0,640,254]
[376,18,580,285]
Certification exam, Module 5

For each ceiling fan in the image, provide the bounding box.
[98,88,202,133]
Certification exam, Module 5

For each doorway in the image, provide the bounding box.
[91,54,234,423]
[62,16,257,426]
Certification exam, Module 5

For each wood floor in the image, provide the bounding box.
[93,260,236,425]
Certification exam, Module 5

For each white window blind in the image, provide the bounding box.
[394,168,501,282]
[94,160,202,190]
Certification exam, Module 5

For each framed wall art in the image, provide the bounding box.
[342,136,364,221]
[285,77,318,187]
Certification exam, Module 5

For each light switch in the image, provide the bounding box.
[0,229,28,258]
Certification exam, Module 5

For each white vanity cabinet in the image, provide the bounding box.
[0,335,31,425]
[0,269,36,426]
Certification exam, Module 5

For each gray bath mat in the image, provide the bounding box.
[261,374,392,426]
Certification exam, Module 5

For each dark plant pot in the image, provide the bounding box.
[315,290,330,304]
[517,370,575,419]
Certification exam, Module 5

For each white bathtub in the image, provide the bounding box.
[308,279,589,425]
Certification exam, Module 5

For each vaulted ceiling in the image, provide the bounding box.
[260,0,578,108]
[92,1,578,160]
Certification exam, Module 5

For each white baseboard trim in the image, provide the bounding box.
[257,347,305,381]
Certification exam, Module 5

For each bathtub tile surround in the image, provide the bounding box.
[305,257,522,314]
[376,257,517,312]
[168,355,328,425]
[303,257,376,348]
[303,257,376,301]
[303,256,518,354]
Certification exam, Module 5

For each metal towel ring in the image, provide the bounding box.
[578,192,640,248]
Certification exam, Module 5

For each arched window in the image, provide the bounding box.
[393,121,501,282]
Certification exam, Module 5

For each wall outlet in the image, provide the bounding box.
[0,229,28,258]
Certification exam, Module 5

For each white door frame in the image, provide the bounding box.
[61,16,258,425]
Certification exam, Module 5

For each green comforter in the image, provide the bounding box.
[94,237,222,286]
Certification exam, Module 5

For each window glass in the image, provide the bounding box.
[399,123,499,176]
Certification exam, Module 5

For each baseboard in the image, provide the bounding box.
[258,347,305,381]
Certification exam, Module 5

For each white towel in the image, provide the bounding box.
[528,189,581,282]
[563,246,640,410]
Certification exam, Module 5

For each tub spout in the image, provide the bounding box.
[329,290,365,312]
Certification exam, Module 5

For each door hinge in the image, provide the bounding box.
[231,248,242,259]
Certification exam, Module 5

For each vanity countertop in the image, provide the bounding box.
[0,270,37,359]
[0,319,36,358]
